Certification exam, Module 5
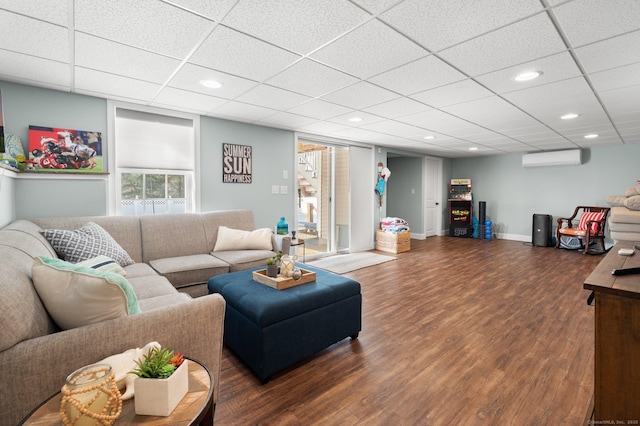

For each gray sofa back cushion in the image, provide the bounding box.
[140,214,209,262]
[201,210,257,251]
[31,216,144,263]
[0,246,56,352]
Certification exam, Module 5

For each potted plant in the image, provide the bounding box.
[266,256,279,278]
[130,346,188,416]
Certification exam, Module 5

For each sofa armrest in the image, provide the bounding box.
[272,234,291,254]
[0,294,225,426]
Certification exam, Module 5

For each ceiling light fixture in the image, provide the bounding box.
[348,117,363,122]
[199,79,222,89]
[513,71,543,82]
[469,147,478,151]
[561,113,580,120]
[423,135,435,140]
[584,133,599,139]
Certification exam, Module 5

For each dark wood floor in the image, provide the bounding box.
[214,236,603,425]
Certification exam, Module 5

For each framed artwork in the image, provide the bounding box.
[27,125,103,172]
[222,143,252,183]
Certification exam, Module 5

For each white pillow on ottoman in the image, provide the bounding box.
[31,256,140,330]
[213,226,273,252]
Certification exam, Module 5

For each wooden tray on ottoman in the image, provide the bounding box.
[252,269,316,290]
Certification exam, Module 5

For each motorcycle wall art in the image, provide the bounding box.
[28,125,103,172]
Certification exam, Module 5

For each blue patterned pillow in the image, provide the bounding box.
[41,222,134,266]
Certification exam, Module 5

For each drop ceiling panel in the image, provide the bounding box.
[286,100,353,121]
[410,79,494,108]
[168,64,258,99]
[368,55,467,96]
[0,0,68,26]
[190,26,301,82]
[211,101,278,122]
[439,13,566,76]
[297,121,351,134]
[320,81,399,110]
[236,85,311,110]
[552,0,640,47]
[396,109,477,134]
[574,30,640,74]
[0,50,69,90]
[598,86,640,119]
[311,19,427,79]
[75,33,180,85]
[74,68,161,103]
[351,0,403,15]
[221,0,370,55]
[589,63,640,92]
[380,0,544,52]
[257,111,317,129]
[360,120,433,138]
[442,97,539,130]
[363,97,431,119]
[0,10,68,61]
[152,87,228,114]
[166,0,238,22]
[266,59,359,98]
[503,77,593,109]
[74,0,214,58]
[327,111,385,127]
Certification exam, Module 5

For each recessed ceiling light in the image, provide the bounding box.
[199,79,222,89]
[584,133,599,139]
[348,117,363,122]
[423,135,435,140]
[513,71,543,82]
[561,113,580,120]
[469,147,478,151]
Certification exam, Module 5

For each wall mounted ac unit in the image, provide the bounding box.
[522,149,582,168]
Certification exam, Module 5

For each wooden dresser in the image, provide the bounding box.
[584,241,640,422]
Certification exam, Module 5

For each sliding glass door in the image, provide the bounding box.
[297,140,349,258]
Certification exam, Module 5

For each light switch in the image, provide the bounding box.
[272,185,280,194]
[280,185,288,194]
[283,170,288,179]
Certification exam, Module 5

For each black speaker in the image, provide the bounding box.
[532,214,552,247]
[478,201,486,239]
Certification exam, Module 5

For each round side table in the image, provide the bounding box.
[20,357,214,426]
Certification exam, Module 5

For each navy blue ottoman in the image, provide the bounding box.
[207,265,361,382]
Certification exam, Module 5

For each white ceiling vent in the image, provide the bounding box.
[522,149,582,168]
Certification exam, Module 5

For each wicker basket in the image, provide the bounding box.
[376,230,410,254]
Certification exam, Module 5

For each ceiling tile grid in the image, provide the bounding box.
[0,0,638,157]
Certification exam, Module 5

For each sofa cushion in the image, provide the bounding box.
[127,275,179,300]
[610,206,640,224]
[31,256,140,330]
[624,195,640,211]
[41,222,134,266]
[137,293,192,311]
[212,250,277,272]
[140,214,209,262]
[123,262,159,279]
[77,255,126,276]
[201,210,257,251]
[149,254,230,288]
[624,185,640,197]
[213,226,273,252]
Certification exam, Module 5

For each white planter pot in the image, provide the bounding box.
[134,360,188,416]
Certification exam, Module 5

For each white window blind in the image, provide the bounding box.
[115,108,194,170]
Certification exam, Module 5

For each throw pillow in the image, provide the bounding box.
[624,185,640,197]
[41,222,134,266]
[605,195,627,207]
[31,256,140,330]
[624,195,640,211]
[212,226,273,252]
[577,212,604,234]
[77,255,127,276]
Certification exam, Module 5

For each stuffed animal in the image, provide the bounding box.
[97,341,160,400]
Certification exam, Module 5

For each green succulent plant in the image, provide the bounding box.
[130,347,183,379]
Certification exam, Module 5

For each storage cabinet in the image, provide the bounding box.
[583,241,640,422]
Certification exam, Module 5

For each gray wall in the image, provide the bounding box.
[451,145,639,240]
[387,156,423,234]
[200,116,296,230]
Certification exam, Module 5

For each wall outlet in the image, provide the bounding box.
[272,185,279,194]
[280,185,288,194]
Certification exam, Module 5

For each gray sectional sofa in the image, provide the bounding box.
[0,209,287,425]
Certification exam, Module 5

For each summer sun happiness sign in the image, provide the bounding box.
[222,143,252,183]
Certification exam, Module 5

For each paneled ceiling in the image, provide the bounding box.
[1,0,639,158]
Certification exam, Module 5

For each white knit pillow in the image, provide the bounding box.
[212,226,273,252]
